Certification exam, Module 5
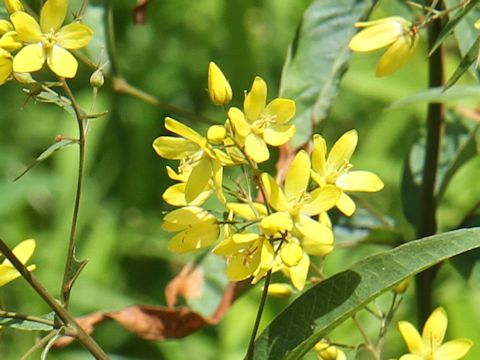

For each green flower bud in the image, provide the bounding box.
[90,69,104,88]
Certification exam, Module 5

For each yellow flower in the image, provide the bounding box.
[11,0,93,78]
[0,239,36,287]
[4,0,23,14]
[208,61,232,105]
[266,283,294,297]
[0,48,13,85]
[162,206,219,253]
[153,117,231,203]
[349,16,418,77]
[228,76,296,163]
[311,130,384,216]
[314,340,346,360]
[261,150,341,255]
[162,166,212,206]
[398,307,473,360]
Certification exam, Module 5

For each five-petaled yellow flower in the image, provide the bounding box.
[398,307,473,360]
[228,76,296,163]
[311,130,384,216]
[349,16,418,77]
[0,239,36,287]
[11,0,93,78]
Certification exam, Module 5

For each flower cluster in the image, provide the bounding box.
[0,0,92,85]
[349,16,419,77]
[153,62,383,290]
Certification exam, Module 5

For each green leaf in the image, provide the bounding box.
[444,37,480,90]
[430,0,480,56]
[279,0,377,148]
[14,139,77,181]
[388,85,480,109]
[252,228,480,360]
[0,312,55,331]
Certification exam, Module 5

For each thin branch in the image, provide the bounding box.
[0,310,57,328]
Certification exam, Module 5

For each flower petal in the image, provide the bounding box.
[261,173,289,211]
[349,18,404,51]
[0,50,12,85]
[287,252,309,290]
[5,0,24,14]
[302,185,341,216]
[422,307,447,351]
[327,130,358,171]
[47,45,78,77]
[398,355,423,360]
[227,202,267,220]
[165,117,204,145]
[0,264,22,286]
[11,239,36,265]
[284,150,310,203]
[398,320,423,355]
[245,133,269,163]
[56,23,93,49]
[211,158,225,203]
[311,134,327,177]
[10,11,42,42]
[244,76,267,122]
[13,43,44,73]
[152,136,199,160]
[40,0,67,33]
[435,339,473,360]
[185,157,211,203]
[264,98,295,124]
[228,107,250,137]
[263,124,296,146]
[336,171,384,192]
[260,212,293,235]
[376,32,417,77]
[336,192,356,216]
[162,183,211,206]
[0,31,22,51]
[280,242,303,267]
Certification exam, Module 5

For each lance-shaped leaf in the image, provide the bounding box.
[279,0,377,148]
[251,228,480,360]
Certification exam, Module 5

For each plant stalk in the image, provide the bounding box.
[415,1,445,325]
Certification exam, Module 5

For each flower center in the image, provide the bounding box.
[326,160,352,184]
[251,113,276,135]
[41,31,57,48]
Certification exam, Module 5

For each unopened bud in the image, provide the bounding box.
[393,277,411,294]
[266,283,293,298]
[90,69,104,88]
[0,20,13,35]
[4,0,23,14]
[207,125,227,144]
[13,72,35,84]
[314,340,345,360]
[208,61,232,105]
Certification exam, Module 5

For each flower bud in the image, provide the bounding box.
[208,61,232,105]
[314,340,346,360]
[207,125,227,144]
[90,69,104,88]
[393,277,411,294]
[4,0,23,14]
[0,20,13,35]
[13,72,35,84]
[266,283,293,298]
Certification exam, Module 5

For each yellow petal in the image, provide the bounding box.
[168,219,218,253]
[185,158,211,203]
[10,11,42,42]
[284,150,310,203]
[422,307,447,351]
[336,171,384,192]
[263,98,295,124]
[327,130,357,171]
[10,239,36,265]
[398,320,423,354]
[302,185,341,216]
[0,20,13,34]
[280,242,303,267]
[336,192,356,216]
[165,117,204,145]
[226,248,261,281]
[399,355,423,360]
[163,206,207,226]
[227,107,250,137]
[4,0,24,14]
[266,283,293,297]
[435,339,473,360]
[162,183,211,206]
[311,134,327,177]
[245,133,269,163]
[13,43,44,73]
[260,211,293,235]
[376,32,417,77]
[227,202,267,220]
[47,45,78,77]
[244,76,267,122]
[0,50,12,85]
[152,136,199,159]
[0,31,23,51]
[288,252,309,290]
[56,23,93,49]
[0,264,21,287]
[208,61,232,105]
[40,0,67,33]
[261,173,289,211]
[211,158,225,203]
[263,124,296,146]
[349,17,405,52]
[232,233,259,244]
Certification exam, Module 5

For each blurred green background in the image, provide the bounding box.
[1,0,480,359]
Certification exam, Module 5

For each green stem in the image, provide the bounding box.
[245,270,272,360]
[0,239,109,359]
[59,79,87,308]
[415,1,445,325]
